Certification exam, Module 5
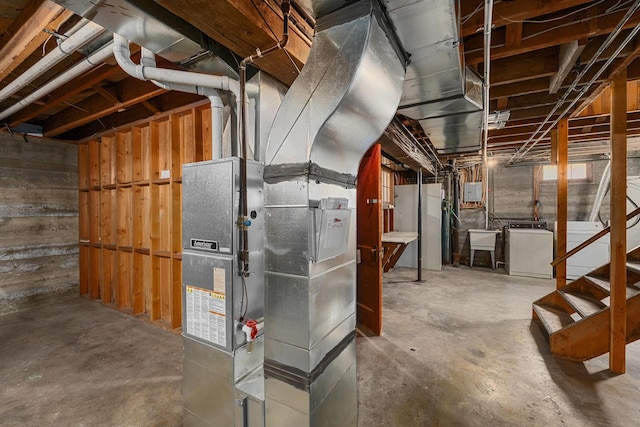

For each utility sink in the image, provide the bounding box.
[468,229,501,269]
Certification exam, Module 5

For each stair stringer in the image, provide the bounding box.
[549,292,640,361]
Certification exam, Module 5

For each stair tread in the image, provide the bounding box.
[533,303,575,336]
[585,276,611,294]
[627,261,640,285]
[585,275,640,298]
[559,290,607,318]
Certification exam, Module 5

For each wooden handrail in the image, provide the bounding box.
[552,206,640,266]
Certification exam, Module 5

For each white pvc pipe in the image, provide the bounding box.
[0,41,115,122]
[113,34,240,100]
[115,35,238,161]
[209,93,224,159]
[139,46,225,158]
[0,21,106,103]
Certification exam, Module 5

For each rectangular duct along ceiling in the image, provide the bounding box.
[388,0,484,155]
[52,0,239,78]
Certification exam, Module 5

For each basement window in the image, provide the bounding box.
[381,166,395,208]
[541,163,590,181]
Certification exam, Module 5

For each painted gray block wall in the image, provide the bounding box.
[456,158,640,267]
[0,133,78,314]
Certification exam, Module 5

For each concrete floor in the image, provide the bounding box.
[1,266,639,426]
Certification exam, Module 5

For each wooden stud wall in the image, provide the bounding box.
[78,104,212,328]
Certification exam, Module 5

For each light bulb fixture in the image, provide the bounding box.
[487,110,510,130]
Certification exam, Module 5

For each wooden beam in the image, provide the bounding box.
[461,0,595,38]
[550,41,586,94]
[58,92,205,141]
[6,49,153,127]
[490,91,566,111]
[43,79,167,137]
[491,78,549,99]
[556,119,568,290]
[572,38,640,118]
[92,85,124,109]
[508,104,566,121]
[465,3,640,64]
[610,68,627,374]
[141,101,161,115]
[7,64,120,126]
[153,0,311,85]
[0,1,73,82]
[574,81,640,117]
[491,47,558,86]
[580,32,637,65]
[504,22,523,50]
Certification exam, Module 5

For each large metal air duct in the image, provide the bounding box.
[263,1,405,425]
[391,0,484,154]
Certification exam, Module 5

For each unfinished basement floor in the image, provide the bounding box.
[1,266,639,426]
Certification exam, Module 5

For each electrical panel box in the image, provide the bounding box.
[464,182,483,202]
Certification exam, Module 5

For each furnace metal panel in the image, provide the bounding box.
[183,159,236,254]
[182,252,235,352]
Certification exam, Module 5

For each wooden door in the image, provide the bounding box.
[356,143,383,335]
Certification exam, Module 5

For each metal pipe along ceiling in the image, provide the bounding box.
[509,0,640,163]
[0,21,106,103]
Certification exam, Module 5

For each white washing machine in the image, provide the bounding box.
[554,221,609,280]
[506,229,553,279]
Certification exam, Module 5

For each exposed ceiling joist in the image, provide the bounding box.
[465,3,640,64]
[6,63,120,126]
[152,0,311,85]
[491,47,558,86]
[43,79,166,137]
[0,0,73,83]
[572,37,640,117]
[460,0,596,38]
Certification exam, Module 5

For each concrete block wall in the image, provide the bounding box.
[456,157,640,267]
[0,133,78,314]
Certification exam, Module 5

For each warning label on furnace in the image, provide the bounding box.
[185,285,226,347]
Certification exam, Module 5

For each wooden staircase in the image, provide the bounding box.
[532,246,640,361]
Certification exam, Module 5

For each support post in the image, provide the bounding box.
[610,68,627,374]
[555,121,568,290]
[417,167,423,282]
